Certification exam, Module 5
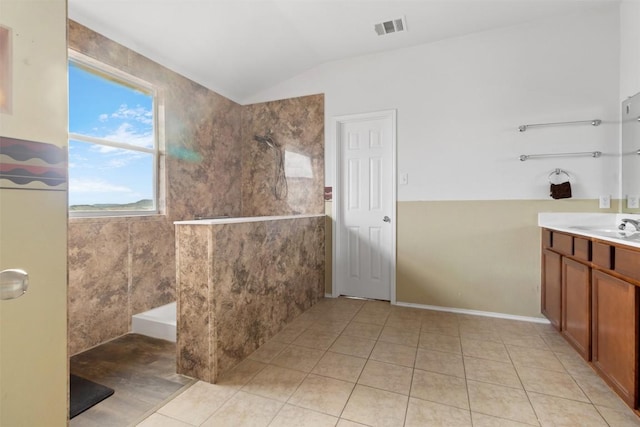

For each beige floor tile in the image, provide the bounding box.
[270,345,324,373]
[268,404,339,427]
[136,413,194,427]
[414,348,464,378]
[458,329,503,344]
[341,384,408,427]
[411,369,469,410]
[405,397,472,427]
[217,359,268,388]
[312,351,367,383]
[384,317,422,332]
[292,329,339,351]
[360,300,392,314]
[271,324,307,344]
[370,341,417,367]
[461,338,510,363]
[358,360,413,395]
[378,325,420,347]
[492,320,538,336]
[467,380,538,425]
[342,321,383,340]
[330,335,376,359]
[500,334,548,350]
[307,319,350,335]
[418,332,462,354]
[507,346,565,372]
[249,340,289,363]
[336,419,370,427]
[201,391,283,427]
[533,322,559,335]
[157,381,237,425]
[471,412,538,426]
[554,351,594,377]
[353,311,388,326]
[288,374,355,417]
[242,365,306,402]
[596,405,640,427]
[541,334,575,354]
[573,374,631,411]
[389,306,424,320]
[528,391,607,427]
[518,366,588,402]
[463,356,521,389]
[421,321,460,337]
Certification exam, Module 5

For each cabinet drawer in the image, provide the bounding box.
[593,242,613,270]
[573,237,591,262]
[615,247,640,282]
[552,233,573,255]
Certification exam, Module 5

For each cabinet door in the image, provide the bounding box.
[541,249,562,330]
[592,270,638,408]
[561,258,591,360]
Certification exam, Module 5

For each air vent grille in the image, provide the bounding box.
[374,17,407,36]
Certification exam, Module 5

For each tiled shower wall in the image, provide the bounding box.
[68,21,324,355]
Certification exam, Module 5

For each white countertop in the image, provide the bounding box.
[538,212,640,249]
[174,213,325,225]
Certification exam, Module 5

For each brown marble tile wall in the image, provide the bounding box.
[242,95,324,216]
[176,216,325,382]
[68,21,243,354]
[68,21,325,355]
[68,221,130,355]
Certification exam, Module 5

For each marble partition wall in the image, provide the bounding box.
[67,21,243,354]
[242,95,324,216]
[176,215,325,382]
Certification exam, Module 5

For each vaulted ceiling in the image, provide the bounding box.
[68,0,619,104]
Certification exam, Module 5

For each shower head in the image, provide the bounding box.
[254,133,275,149]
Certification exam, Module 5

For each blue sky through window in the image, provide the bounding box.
[68,61,155,208]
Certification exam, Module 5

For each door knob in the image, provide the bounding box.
[383,216,391,223]
[0,269,29,300]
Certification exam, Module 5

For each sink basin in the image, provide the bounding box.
[569,226,640,241]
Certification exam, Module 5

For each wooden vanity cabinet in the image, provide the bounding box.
[592,270,638,408]
[541,249,562,330]
[561,257,591,360]
[540,228,640,410]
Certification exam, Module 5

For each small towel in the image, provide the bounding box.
[550,181,572,199]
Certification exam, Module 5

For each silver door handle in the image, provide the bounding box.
[383,216,391,223]
[1,269,29,300]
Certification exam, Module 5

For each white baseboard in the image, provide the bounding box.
[394,301,550,324]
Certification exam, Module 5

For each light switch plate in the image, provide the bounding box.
[599,195,610,209]
[628,196,640,209]
[400,173,408,185]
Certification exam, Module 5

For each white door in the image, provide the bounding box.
[334,110,396,301]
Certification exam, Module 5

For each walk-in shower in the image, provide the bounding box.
[254,131,287,200]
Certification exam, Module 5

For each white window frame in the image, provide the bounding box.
[68,50,160,217]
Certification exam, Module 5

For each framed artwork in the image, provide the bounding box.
[0,136,67,191]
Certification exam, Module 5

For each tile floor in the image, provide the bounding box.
[137,297,640,427]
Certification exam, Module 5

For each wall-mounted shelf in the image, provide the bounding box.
[519,151,602,161]
[518,119,601,132]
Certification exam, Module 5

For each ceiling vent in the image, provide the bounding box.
[374,16,407,36]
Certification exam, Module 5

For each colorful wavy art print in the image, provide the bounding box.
[0,136,67,191]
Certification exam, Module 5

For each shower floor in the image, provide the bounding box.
[70,333,194,426]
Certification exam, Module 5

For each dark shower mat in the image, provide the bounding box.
[69,374,114,419]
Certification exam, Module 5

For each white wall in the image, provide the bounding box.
[245,5,621,202]
[620,0,640,100]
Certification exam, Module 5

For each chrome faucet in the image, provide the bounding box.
[619,218,640,231]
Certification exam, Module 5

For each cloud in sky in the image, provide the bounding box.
[69,178,132,194]
[110,104,153,126]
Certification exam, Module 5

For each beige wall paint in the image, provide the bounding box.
[396,200,618,318]
[0,0,68,425]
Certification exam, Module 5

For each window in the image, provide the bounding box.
[68,52,158,216]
